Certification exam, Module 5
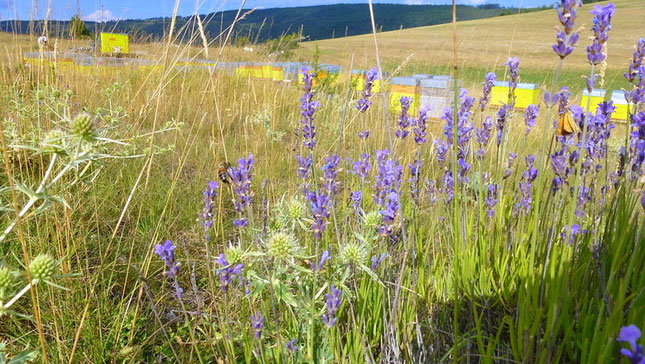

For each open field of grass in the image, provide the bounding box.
[0,0,644,362]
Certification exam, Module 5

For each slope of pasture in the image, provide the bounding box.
[300,0,643,89]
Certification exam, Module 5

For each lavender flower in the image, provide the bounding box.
[560,224,584,244]
[553,30,579,59]
[475,116,493,159]
[617,325,644,364]
[624,39,645,105]
[214,253,244,291]
[322,285,342,328]
[425,179,438,205]
[557,87,571,116]
[555,0,581,35]
[297,154,313,195]
[373,150,403,207]
[250,312,264,339]
[496,105,510,146]
[524,104,539,136]
[409,159,422,205]
[442,170,455,204]
[230,155,255,228]
[515,155,538,214]
[441,89,475,159]
[350,190,362,213]
[480,72,496,112]
[307,189,331,240]
[285,339,299,353]
[371,253,387,271]
[413,106,430,144]
[587,3,615,66]
[311,250,331,271]
[352,153,371,181]
[199,181,219,240]
[434,139,450,167]
[358,130,371,139]
[485,184,498,218]
[576,187,591,218]
[300,69,320,150]
[154,240,183,298]
[504,152,518,179]
[379,191,400,237]
[321,154,342,200]
[630,112,645,176]
[457,158,471,184]
[505,57,520,103]
[395,96,412,139]
[356,67,378,112]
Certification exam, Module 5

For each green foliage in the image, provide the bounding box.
[263,33,301,60]
[68,15,91,39]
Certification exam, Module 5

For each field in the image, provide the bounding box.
[0,0,644,363]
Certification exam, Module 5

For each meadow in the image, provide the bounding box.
[0,0,644,363]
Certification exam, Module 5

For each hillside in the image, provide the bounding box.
[0,3,540,42]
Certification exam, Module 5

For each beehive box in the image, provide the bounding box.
[235,62,254,77]
[610,91,629,121]
[419,78,454,119]
[390,76,420,114]
[490,81,539,108]
[100,33,129,54]
[581,89,606,112]
[271,63,284,81]
[352,69,386,92]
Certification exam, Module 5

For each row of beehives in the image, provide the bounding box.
[22,53,630,121]
[351,70,631,121]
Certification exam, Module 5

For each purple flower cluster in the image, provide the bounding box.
[350,190,362,214]
[624,39,645,105]
[475,116,493,159]
[553,29,579,59]
[307,189,331,239]
[297,154,313,194]
[154,240,183,298]
[586,3,615,66]
[379,191,400,236]
[516,155,538,214]
[300,69,320,150]
[321,154,342,200]
[441,170,455,204]
[441,89,475,160]
[250,312,264,339]
[373,150,402,206]
[409,159,422,205]
[560,224,584,244]
[230,155,255,228]
[495,104,510,146]
[395,96,412,139]
[371,253,387,271]
[311,250,331,271]
[199,181,219,240]
[504,152,518,179]
[617,324,644,364]
[485,184,498,218]
[413,106,430,144]
[352,153,371,181]
[322,285,342,328]
[434,139,450,167]
[358,130,371,140]
[480,72,496,112]
[425,179,438,205]
[553,0,581,59]
[630,112,645,177]
[524,104,539,136]
[356,67,378,112]
[215,253,244,291]
[505,57,521,101]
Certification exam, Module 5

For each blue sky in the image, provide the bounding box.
[1,0,555,21]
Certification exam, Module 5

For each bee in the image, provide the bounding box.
[556,110,580,136]
[218,162,232,184]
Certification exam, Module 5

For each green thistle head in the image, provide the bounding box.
[339,242,368,266]
[70,113,95,139]
[0,266,14,298]
[267,231,299,259]
[28,254,58,282]
[363,210,382,230]
[41,129,66,153]
[225,246,244,265]
[286,197,307,222]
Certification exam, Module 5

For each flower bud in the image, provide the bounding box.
[71,113,94,139]
[0,266,14,293]
[339,242,367,266]
[267,231,299,259]
[29,254,57,282]
[363,210,382,230]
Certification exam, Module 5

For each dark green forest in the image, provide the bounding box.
[0,3,547,43]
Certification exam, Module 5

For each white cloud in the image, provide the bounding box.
[84,9,117,22]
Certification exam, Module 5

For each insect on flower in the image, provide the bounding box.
[218,161,232,185]
[556,110,580,136]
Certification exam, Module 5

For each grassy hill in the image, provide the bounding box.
[299,0,644,91]
[0,3,540,43]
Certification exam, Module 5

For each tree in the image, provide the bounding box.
[69,15,91,39]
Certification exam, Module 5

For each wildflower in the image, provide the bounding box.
[154,241,183,298]
[371,253,387,271]
[475,116,493,159]
[587,3,615,66]
[28,254,57,282]
[515,155,538,214]
[504,152,518,179]
[555,0,581,35]
[617,324,644,364]
[0,266,14,296]
[311,250,331,271]
[297,155,313,180]
[504,58,521,100]
[441,89,475,158]
[434,139,450,167]
[214,253,244,291]
[230,155,255,228]
[285,339,299,353]
[560,224,585,244]
[379,191,400,237]
[642,192,645,211]
[553,30,579,59]
[350,190,362,213]
[199,181,219,240]
[630,112,645,176]
[307,189,331,239]
[321,154,342,200]
[557,87,571,116]
[480,72,496,112]
[624,39,645,84]
[356,67,378,112]
[363,210,382,231]
[358,130,371,139]
[373,151,402,207]
[250,312,264,339]
[300,69,320,151]
[442,170,455,204]
[70,113,95,140]
[495,104,510,146]
[413,106,430,144]
[524,104,539,136]
[267,231,299,259]
[352,153,371,181]
[395,96,412,139]
[485,184,498,218]
[457,158,471,184]
[409,159,422,205]
[425,179,438,205]
[339,242,368,265]
[322,285,342,328]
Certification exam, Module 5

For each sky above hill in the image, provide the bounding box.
[2,0,554,21]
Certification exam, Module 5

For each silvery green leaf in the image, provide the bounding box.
[8,347,39,364]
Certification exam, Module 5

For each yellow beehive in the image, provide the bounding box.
[491,81,539,108]
[235,63,254,77]
[250,63,264,78]
[271,65,284,81]
[261,64,272,79]
[390,77,419,115]
[100,33,129,54]
[610,91,629,121]
[351,70,366,91]
[581,89,606,112]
